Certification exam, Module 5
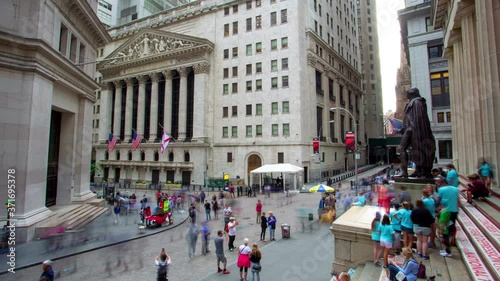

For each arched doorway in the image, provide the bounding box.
[247,154,262,189]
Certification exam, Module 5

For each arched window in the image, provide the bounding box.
[116,151,120,160]
[128,151,132,161]
[105,151,109,160]
[141,151,146,161]
[169,152,174,162]
[184,151,190,162]
[154,151,159,161]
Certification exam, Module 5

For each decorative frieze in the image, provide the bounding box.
[193,62,210,74]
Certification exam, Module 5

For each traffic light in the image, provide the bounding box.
[313,138,320,154]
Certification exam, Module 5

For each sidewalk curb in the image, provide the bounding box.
[0,213,189,275]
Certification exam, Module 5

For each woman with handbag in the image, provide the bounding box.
[249,243,262,281]
[237,238,252,281]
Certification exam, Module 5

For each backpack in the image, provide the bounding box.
[157,263,168,281]
[417,261,426,278]
[225,223,229,233]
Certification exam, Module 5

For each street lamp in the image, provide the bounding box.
[330,106,358,192]
[316,120,335,184]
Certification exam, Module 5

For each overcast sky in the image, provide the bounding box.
[375,0,405,113]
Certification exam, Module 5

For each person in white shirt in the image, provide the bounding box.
[237,238,251,281]
[227,217,238,251]
[155,248,171,281]
[223,205,233,228]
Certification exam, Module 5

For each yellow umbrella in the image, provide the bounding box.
[309,184,335,193]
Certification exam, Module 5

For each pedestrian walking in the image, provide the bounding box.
[201,221,211,255]
[267,211,277,241]
[260,212,267,241]
[237,238,251,281]
[227,217,238,251]
[249,243,262,281]
[255,200,262,224]
[212,195,219,220]
[189,205,196,224]
[39,260,54,281]
[214,230,231,274]
[155,248,171,281]
[186,224,199,259]
[223,204,232,228]
[204,200,211,220]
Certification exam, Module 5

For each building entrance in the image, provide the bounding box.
[46,110,61,207]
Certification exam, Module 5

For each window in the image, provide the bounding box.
[282,123,290,136]
[256,0,261,7]
[430,72,450,107]
[223,68,229,78]
[233,4,238,13]
[271,39,278,50]
[271,12,277,25]
[425,17,434,32]
[256,62,262,73]
[224,7,230,15]
[232,66,238,77]
[246,18,252,31]
[271,0,276,3]
[282,76,289,87]
[271,77,278,89]
[223,49,229,59]
[246,64,252,75]
[246,104,252,115]
[256,125,263,136]
[315,21,318,33]
[232,83,238,93]
[282,58,288,69]
[278,152,284,163]
[271,60,278,71]
[315,70,323,94]
[272,102,278,114]
[246,81,252,91]
[272,124,279,136]
[328,79,334,100]
[69,34,77,62]
[246,0,252,9]
[232,106,238,117]
[437,112,445,123]
[78,43,86,65]
[282,101,289,113]
[428,45,443,59]
[256,42,262,53]
[223,126,228,137]
[232,47,238,58]
[223,84,229,95]
[256,104,263,115]
[224,24,229,37]
[256,79,262,90]
[223,106,228,117]
[246,125,252,137]
[256,15,262,29]
[227,152,233,162]
[59,24,68,55]
[246,44,252,55]
[438,140,453,159]
[232,20,239,35]
[446,112,451,122]
[232,126,238,137]
[281,9,287,23]
[281,37,288,48]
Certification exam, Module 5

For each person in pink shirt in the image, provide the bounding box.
[256,200,263,224]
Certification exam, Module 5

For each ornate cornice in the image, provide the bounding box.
[193,62,210,74]
[162,69,174,80]
[149,72,162,82]
[177,66,191,77]
[137,75,148,84]
[125,77,135,87]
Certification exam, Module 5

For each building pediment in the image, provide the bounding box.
[98,28,213,73]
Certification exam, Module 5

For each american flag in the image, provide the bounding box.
[108,133,117,152]
[131,131,142,151]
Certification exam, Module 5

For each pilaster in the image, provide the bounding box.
[192,62,210,140]
[99,82,113,142]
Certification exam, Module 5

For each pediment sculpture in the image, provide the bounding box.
[108,33,197,65]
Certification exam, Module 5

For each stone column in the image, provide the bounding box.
[307,54,317,140]
[124,78,135,141]
[192,63,210,139]
[73,98,96,203]
[99,82,113,142]
[177,67,191,140]
[162,70,173,134]
[113,80,123,139]
[454,40,469,172]
[137,75,148,136]
[149,72,161,141]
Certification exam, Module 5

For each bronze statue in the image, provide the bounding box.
[397,88,436,178]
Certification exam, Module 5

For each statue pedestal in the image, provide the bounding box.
[393,177,435,202]
[330,206,382,273]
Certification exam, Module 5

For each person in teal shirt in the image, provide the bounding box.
[380,214,395,268]
[438,184,459,225]
[371,212,382,267]
[389,203,402,255]
[394,201,413,249]
[445,163,459,187]
[479,159,492,191]
[352,192,367,206]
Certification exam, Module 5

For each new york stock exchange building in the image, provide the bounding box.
[93,0,368,189]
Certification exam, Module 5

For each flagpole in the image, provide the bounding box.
[158,123,177,142]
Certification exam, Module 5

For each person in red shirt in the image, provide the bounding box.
[256,200,263,224]
[461,174,489,204]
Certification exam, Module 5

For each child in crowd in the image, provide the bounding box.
[371,212,382,267]
[379,214,395,268]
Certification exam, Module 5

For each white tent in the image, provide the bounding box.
[250,163,304,192]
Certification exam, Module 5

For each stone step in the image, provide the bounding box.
[68,207,107,231]
[86,198,106,208]
[457,209,500,280]
[349,264,364,281]
[358,262,378,281]
[455,223,497,281]
[484,195,500,212]
[66,206,105,231]
[459,196,500,252]
[34,205,93,239]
